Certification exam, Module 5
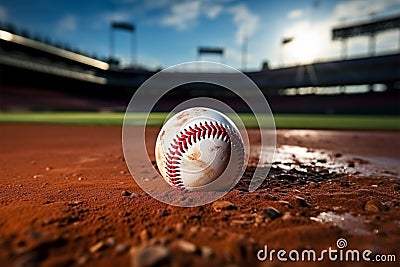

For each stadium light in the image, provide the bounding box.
[198,47,224,55]
[197,46,224,63]
[0,30,13,41]
[280,36,294,67]
[0,29,109,70]
[332,14,400,58]
[109,21,136,67]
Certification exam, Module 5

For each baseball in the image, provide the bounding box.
[155,107,245,191]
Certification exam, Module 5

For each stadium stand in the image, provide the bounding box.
[0,22,399,113]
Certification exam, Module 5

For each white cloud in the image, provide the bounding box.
[0,5,7,20]
[228,4,259,45]
[204,4,222,19]
[57,15,77,33]
[161,1,201,30]
[99,0,225,32]
[288,9,303,19]
[143,0,175,10]
[159,1,226,30]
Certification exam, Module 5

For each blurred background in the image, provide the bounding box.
[0,0,399,114]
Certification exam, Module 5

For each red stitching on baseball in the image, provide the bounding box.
[165,121,230,190]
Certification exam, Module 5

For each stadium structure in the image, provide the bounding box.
[0,15,399,114]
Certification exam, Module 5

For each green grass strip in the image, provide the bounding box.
[0,112,398,130]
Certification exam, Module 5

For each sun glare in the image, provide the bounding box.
[286,29,322,64]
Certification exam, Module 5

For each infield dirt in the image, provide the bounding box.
[0,124,399,267]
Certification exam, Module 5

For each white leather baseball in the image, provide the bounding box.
[155,107,245,191]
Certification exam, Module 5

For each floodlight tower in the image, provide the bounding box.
[109,21,136,67]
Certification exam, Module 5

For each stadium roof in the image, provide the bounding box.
[332,14,400,40]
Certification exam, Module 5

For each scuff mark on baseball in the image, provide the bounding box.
[155,107,245,191]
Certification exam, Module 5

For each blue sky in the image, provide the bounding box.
[1,0,399,70]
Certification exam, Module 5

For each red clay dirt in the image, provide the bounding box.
[0,124,399,267]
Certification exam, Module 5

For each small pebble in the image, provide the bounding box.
[78,177,83,181]
[28,229,43,239]
[175,223,183,233]
[140,229,151,242]
[121,190,132,197]
[121,190,139,198]
[340,181,351,187]
[67,201,83,206]
[173,240,197,253]
[130,245,170,267]
[295,196,311,208]
[157,209,169,217]
[33,175,43,179]
[254,214,264,224]
[201,246,214,258]
[364,199,388,212]
[77,254,89,265]
[115,243,129,254]
[262,207,282,220]
[211,201,237,212]
[119,211,131,217]
[281,212,293,221]
[308,181,317,188]
[90,241,107,253]
[276,174,297,181]
[278,200,293,208]
[105,237,115,247]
